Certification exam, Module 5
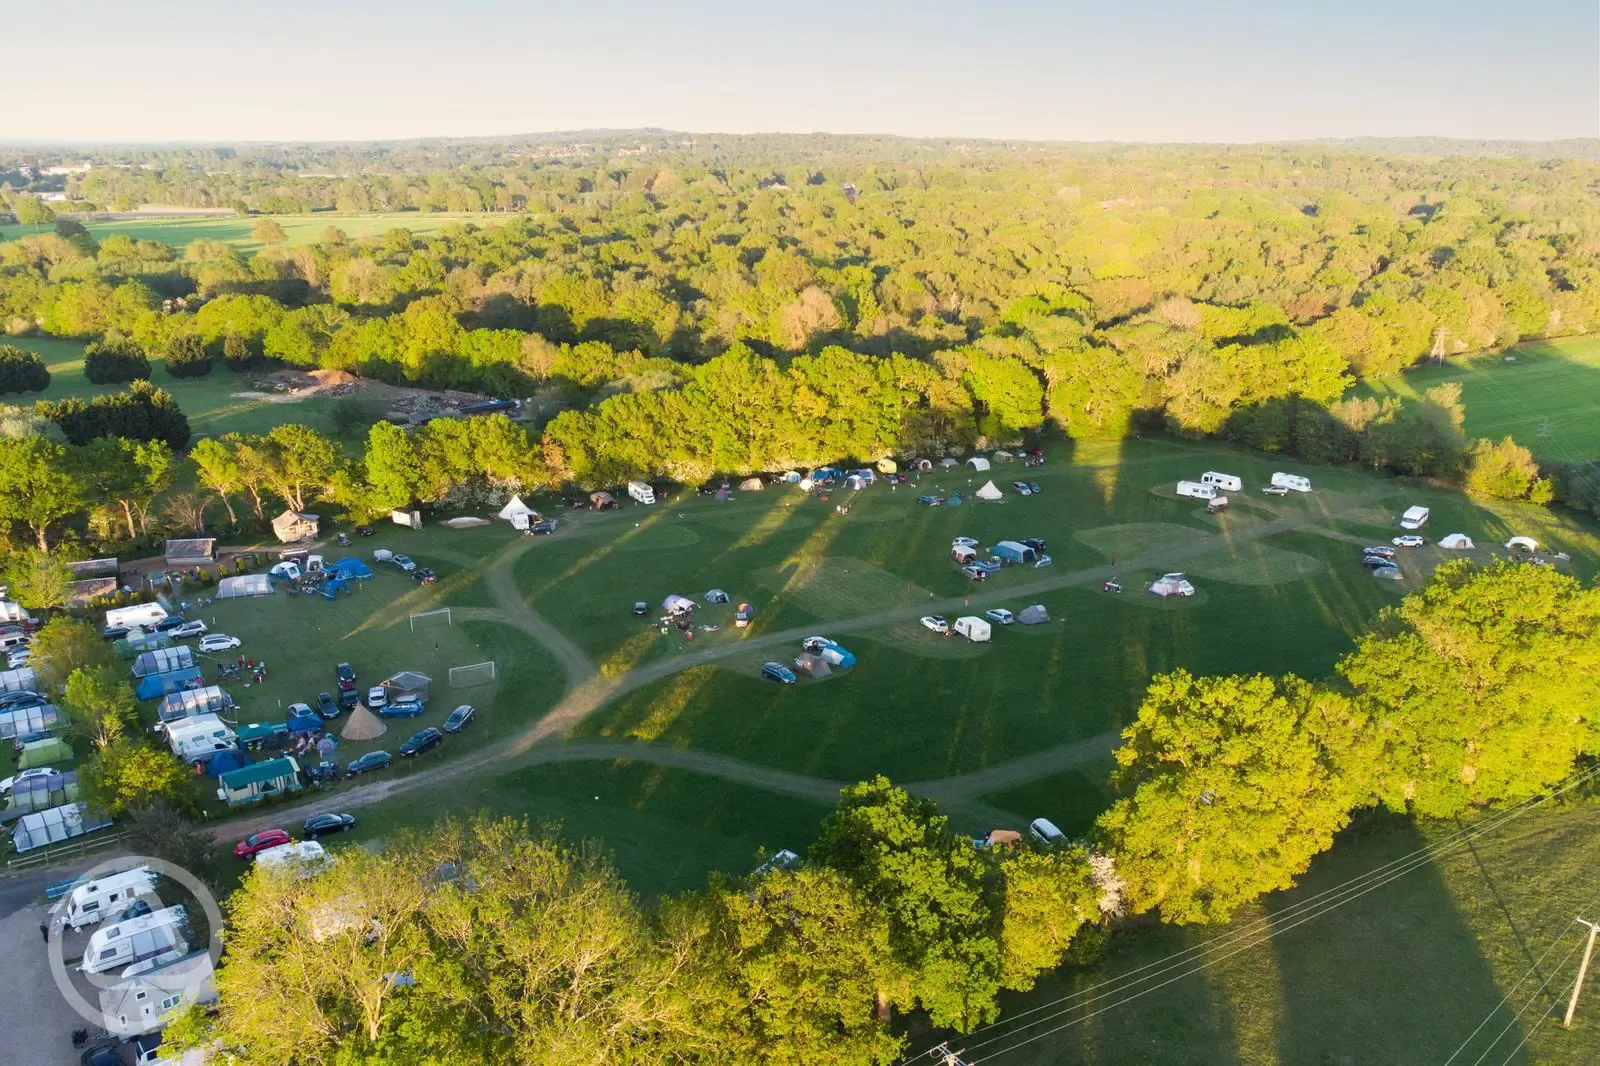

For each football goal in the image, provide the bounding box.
[449,661,496,688]
[409,608,452,632]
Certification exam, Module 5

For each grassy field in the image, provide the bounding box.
[0,212,511,253]
[1357,336,1600,461]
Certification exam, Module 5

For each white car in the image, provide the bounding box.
[920,615,950,634]
[367,686,388,709]
[984,608,1015,625]
[287,702,314,718]
[0,767,57,793]
[1392,535,1427,548]
[7,649,31,668]
[170,620,208,639]
[1263,485,1290,496]
[198,634,241,653]
[952,536,979,549]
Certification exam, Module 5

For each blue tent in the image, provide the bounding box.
[811,467,841,482]
[818,643,857,669]
[135,667,204,701]
[286,712,323,735]
[320,576,350,600]
[206,749,252,778]
[331,558,373,580]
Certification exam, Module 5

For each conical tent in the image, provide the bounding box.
[975,480,1004,501]
[340,705,388,742]
[497,495,536,523]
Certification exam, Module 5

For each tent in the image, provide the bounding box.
[975,481,1004,501]
[984,829,1023,848]
[8,770,77,813]
[158,686,232,725]
[135,667,203,701]
[19,737,75,770]
[993,450,1014,462]
[939,458,959,468]
[497,495,537,528]
[814,642,856,668]
[12,802,112,853]
[1018,604,1050,625]
[1505,536,1539,553]
[781,471,802,484]
[132,646,194,679]
[992,540,1037,565]
[1440,533,1475,550]
[0,666,37,695]
[114,631,172,659]
[663,594,696,616]
[738,477,765,491]
[704,589,730,605]
[590,491,617,509]
[812,467,841,482]
[793,653,833,678]
[798,478,814,492]
[844,475,868,491]
[217,757,302,807]
[271,510,320,543]
[330,558,373,580]
[0,701,57,740]
[951,545,977,565]
[715,488,734,501]
[236,722,288,749]
[967,457,991,471]
[340,704,388,741]
[286,712,323,736]
[205,750,251,779]
[735,603,754,627]
[909,458,933,471]
[386,671,432,701]
[216,573,273,599]
[877,458,898,474]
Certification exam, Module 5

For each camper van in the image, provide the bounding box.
[106,603,169,632]
[1176,480,1219,500]
[1201,471,1243,492]
[1270,472,1313,493]
[1401,506,1430,530]
[954,616,992,643]
[81,907,188,976]
[59,867,159,931]
[627,481,656,505]
[166,715,237,765]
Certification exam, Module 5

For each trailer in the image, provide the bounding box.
[57,866,159,931]
[1270,472,1313,493]
[954,616,992,643]
[80,906,188,976]
[106,603,169,631]
[1201,471,1244,492]
[1176,480,1219,500]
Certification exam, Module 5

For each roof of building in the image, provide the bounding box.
[219,757,299,789]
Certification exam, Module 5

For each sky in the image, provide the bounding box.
[9,0,1598,144]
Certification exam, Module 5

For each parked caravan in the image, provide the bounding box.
[954,616,992,643]
[166,715,237,765]
[1176,480,1219,500]
[1270,472,1313,493]
[627,481,656,505]
[105,603,168,632]
[991,540,1038,565]
[1401,506,1430,530]
[80,906,188,976]
[59,866,159,931]
[1201,471,1244,492]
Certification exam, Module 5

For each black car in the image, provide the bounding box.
[315,692,340,719]
[338,687,359,711]
[1362,555,1395,570]
[345,751,392,778]
[529,520,557,535]
[631,601,649,616]
[400,727,444,757]
[80,1044,123,1066]
[412,567,437,585]
[1363,545,1398,561]
[101,625,129,642]
[154,615,188,633]
[303,812,357,838]
[443,705,475,733]
[1021,538,1048,553]
[336,662,356,691]
[115,898,153,922]
[356,525,375,536]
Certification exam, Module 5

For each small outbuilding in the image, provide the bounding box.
[975,481,1004,501]
[271,510,320,544]
[1440,533,1475,550]
[163,538,216,567]
[391,507,423,530]
[1018,604,1050,625]
[967,457,991,471]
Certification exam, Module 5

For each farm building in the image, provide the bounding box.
[163,538,216,567]
[217,757,303,806]
[271,510,320,543]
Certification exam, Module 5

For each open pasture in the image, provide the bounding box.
[0,211,505,253]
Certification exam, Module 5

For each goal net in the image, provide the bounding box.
[449,661,496,688]
[409,608,452,632]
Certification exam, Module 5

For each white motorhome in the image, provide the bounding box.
[1270,472,1313,493]
[106,603,168,631]
[58,866,159,931]
[1176,480,1219,500]
[954,616,992,643]
[1400,506,1430,530]
[166,715,237,765]
[1201,471,1243,492]
[80,906,188,976]
[627,480,656,505]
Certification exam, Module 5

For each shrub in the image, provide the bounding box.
[165,334,214,379]
[221,332,261,372]
[0,345,50,394]
[83,338,151,384]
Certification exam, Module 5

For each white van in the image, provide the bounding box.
[1201,471,1243,492]
[255,840,331,875]
[1270,472,1313,493]
[1400,506,1430,530]
[0,631,28,651]
[1176,480,1219,500]
[166,715,237,764]
[59,867,159,931]
[627,480,656,505]
[106,603,169,631]
[1029,818,1067,847]
[81,907,188,976]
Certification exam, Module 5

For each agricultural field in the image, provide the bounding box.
[0,211,509,253]
[1357,336,1600,461]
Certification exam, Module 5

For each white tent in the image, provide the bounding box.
[497,495,537,530]
[1440,534,1475,550]
[216,573,273,599]
[939,458,959,468]
[663,594,696,616]
[975,480,1004,501]
[1505,536,1538,553]
[967,457,991,471]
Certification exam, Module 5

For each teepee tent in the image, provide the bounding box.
[340,704,388,742]
[975,480,1004,501]
[497,496,537,529]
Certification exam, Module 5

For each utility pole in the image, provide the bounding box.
[931,1042,971,1066]
[1430,327,1448,367]
[1562,918,1600,1028]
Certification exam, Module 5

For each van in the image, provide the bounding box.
[1200,471,1243,492]
[0,631,28,651]
[105,603,169,632]
[1176,480,1219,500]
[80,907,188,976]
[627,481,656,505]
[1270,472,1313,493]
[1400,506,1430,530]
[59,867,159,931]
[1029,818,1067,847]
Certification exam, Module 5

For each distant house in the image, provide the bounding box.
[163,538,216,567]
[66,576,118,609]
[66,557,118,579]
[100,951,215,1039]
[271,510,320,543]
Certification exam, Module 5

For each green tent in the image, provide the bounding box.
[18,737,74,770]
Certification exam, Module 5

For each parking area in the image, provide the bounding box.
[0,878,90,1066]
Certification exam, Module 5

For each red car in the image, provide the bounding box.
[234,828,292,859]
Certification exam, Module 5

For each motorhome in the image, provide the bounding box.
[1400,506,1430,530]
[166,715,237,765]
[1200,471,1244,492]
[105,603,169,631]
[58,866,159,931]
[1270,472,1313,493]
[80,906,188,976]
[627,480,656,505]
[1176,480,1219,500]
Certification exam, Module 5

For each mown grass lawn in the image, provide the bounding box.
[0,211,511,253]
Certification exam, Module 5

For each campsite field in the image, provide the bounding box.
[0,211,507,253]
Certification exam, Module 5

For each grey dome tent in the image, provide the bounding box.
[1018,604,1050,625]
[704,589,730,605]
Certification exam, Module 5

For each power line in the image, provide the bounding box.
[1471,931,1590,1066]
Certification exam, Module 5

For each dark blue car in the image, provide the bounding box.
[344,751,391,778]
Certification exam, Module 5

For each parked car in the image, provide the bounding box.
[443,705,475,733]
[952,536,979,549]
[960,565,988,582]
[315,692,340,719]
[1010,481,1034,496]
[198,634,241,653]
[287,701,314,719]
[114,898,153,922]
[412,567,437,585]
[1020,538,1048,553]
[391,554,417,573]
[1263,485,1290,496]
[399,727,444,757]
[80,1043,124,1066]
[920,615,950,634]
[234,828,292,859]
[985,608,1015,625]
[0,766,58,793]
[0,690,43,708]
[529,520,557,535]
[917,495,944,506]
[1362,555,1396,570]
[1023,456,1045,468]
[631,601,649,616]
[1027,482,1042,494]
[760,662,798,685]
[6,649,31,668]
[379,695,425,718]
[336,662,357,691]
[1363,545,1398,560]
[169,620,208,639]
[303,812,356,838]
[338,688,359,711]
[101,626,129,642]
[356,525,375,536]
[345,751,392,778]
[1392,535,1427,548]
[366,686,387,709]
[154,615,188,633]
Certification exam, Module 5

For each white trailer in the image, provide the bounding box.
[627,481,656,505]
[1400,506,1430,530]
[1270,472,1313,493]
[1176,480,1219,500]
[1201,471,1243,492]
[0,600,29,624]
[106,603,168,631]
[954,616,992,643]
[58,866,159,931]
[81,906,188,976]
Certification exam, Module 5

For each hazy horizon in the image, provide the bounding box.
[10,0,1597,145]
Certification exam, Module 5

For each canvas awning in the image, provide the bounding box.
[12,802,111,853]
[0,701,57,739]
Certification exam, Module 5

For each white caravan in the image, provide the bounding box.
[58,866,159,931]
[1176,480,1219,500]
[80,906,188,976]
[627,481,656,505]
[1201,471,1244,492]
[1270,472,1313,493]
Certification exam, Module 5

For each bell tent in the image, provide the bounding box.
[975,481,1004,501]
[497,496,537,529]
[340,705,388,742]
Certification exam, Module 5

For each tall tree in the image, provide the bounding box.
[29,617,117,691]
[0,549,74,611]
[188,437,243,526]
[0,435,81,548]
[61,666,140,751]
[260,424,341,512]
